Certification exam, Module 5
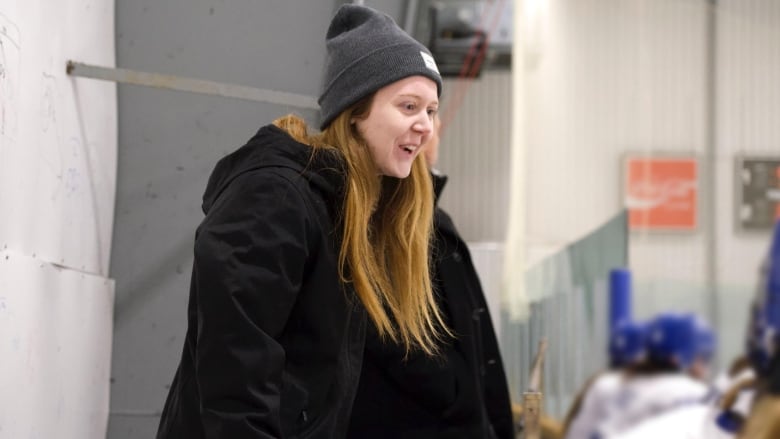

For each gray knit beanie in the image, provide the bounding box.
[318,4,443,130]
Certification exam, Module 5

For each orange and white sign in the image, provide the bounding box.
[624,156,698,231]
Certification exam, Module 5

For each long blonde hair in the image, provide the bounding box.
[273,102,446,355]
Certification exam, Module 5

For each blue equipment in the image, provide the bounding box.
[646,312,698,370]
[609,320,646,368]
[747,220,780,376]
[609,268,632,332]
[693,315,716,362]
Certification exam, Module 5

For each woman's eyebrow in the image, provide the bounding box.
[397,94,438,106]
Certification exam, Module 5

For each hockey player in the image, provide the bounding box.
[592,312,711,438]
[562,319,646,439]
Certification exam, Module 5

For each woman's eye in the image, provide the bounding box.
[402,102,417,111]
[427,108,438,117]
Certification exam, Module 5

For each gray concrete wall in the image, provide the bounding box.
[109,1,353,436]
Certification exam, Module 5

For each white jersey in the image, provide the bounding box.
[609,389,755,439]
[607,372,755,439]
[565,371,625,439]
[608,405,731,439]
[594,373,709,438]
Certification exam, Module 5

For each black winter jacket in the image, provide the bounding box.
[346,173,515,439]
[157,125,367,439]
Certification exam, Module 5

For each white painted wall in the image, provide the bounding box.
[0,0,116,437]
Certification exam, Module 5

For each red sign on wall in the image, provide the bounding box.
[624,156,698,231]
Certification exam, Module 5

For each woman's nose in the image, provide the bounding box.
[412,116,433,135]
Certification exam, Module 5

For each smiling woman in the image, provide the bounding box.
[354,76,438,178]
[155,4,448,439]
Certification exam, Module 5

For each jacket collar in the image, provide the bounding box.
[430,169,448,206]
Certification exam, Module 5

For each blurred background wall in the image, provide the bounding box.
[507,0,779,379]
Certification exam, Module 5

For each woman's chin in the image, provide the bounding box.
[383,167,412,179]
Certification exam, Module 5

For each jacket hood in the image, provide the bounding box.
[202,124,345,214]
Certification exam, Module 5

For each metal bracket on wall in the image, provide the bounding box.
[66,61,319,109]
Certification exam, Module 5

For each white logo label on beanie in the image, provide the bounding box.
[420,51,440,75]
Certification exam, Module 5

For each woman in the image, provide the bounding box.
[156,4,446,438]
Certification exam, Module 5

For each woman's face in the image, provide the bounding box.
[355,75,438,178]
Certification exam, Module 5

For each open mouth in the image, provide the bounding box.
[400,144,417,155]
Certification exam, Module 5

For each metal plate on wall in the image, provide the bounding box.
[737,156,780,231]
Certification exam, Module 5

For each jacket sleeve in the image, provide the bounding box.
[192,170,313,438]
